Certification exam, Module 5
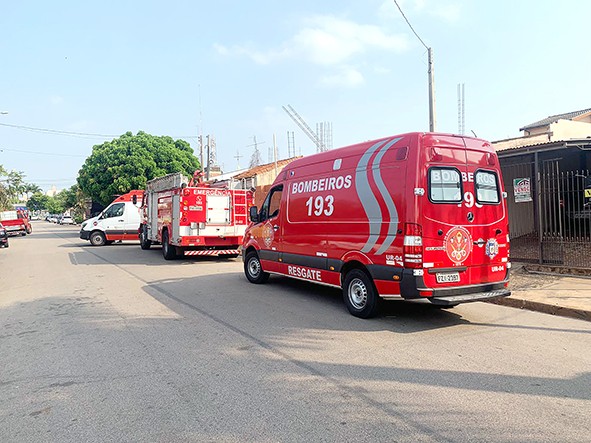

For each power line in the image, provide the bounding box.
[0,147,87,157]
[0,122,119,139]
[392,0,428,49]
[0,122,198,140]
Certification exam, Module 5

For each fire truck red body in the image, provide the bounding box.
[139,172,253,260]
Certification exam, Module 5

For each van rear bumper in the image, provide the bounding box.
[427,288,510,306]
[368,265,511,306]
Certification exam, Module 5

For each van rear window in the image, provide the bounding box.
[475,170,500,204]
[429,168,462,203]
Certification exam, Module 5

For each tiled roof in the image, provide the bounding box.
[233,157,301,180]
[520,108,591,131]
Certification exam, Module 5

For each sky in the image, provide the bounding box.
[1,0,590,192]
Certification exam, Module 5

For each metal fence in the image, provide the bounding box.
[503,161,591,268]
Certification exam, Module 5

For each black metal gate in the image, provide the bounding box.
[503,160,591,268]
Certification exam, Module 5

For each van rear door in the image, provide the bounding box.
[420,135,508,288]
[462,138,509,284]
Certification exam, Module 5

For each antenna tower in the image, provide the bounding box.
[287,131,295,158]
[282,104,330,153]
[457,83,465,135]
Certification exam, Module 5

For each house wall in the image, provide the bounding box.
[494,133,550,151]
[549,120,591,140]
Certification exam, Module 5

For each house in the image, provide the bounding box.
[494,108,591,151]
[492,108,591,268]
[232,157,301,207]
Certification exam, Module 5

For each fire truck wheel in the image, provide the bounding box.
[140,226,151,250]
[244,251,269,284]
[90,231,106,246]
[162,230,177,260]
[343,269,381,319]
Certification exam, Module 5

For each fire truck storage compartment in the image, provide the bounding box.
[207,195,231,224]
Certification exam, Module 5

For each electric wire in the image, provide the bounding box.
[392,0,429,49]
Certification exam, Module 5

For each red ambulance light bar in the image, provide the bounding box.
[403,223,423,268]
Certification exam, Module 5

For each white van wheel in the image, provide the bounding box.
[90,231,106,246]
[343,269,380,318]
[244,251,269,284]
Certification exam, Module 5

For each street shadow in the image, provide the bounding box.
[143,273,471,335]
[1,291,589,442]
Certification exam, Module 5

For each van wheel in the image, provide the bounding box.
[140,226,151,250]
[162,230,177,260]
[343,269,381,318]
[244,251,269,284]
[90,231,106,246]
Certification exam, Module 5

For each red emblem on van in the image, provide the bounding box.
[445,226,472,265]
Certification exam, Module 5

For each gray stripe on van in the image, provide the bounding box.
[355,139,389,253]
[373,137,402,255]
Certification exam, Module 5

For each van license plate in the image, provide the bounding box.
[436,272,460,283]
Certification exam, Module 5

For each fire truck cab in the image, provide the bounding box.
[79,190,144,246]
[243,132,511,318]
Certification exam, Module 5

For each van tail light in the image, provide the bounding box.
[403,223,423,268]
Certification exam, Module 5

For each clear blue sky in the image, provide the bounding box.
[1,0,589,192]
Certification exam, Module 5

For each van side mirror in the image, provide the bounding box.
[132,195,137,205]
[249,206,259,223]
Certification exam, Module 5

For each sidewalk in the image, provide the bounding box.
[488,262,591,322]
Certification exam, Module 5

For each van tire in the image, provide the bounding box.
[140,225,151,250]
[342,269,381,318]
[244,251,269,284]
[90,231,106,246]
[162,230,177,260]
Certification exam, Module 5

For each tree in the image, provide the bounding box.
[78,131,200,205]
[0,165,29,210]
[28,192,49,212]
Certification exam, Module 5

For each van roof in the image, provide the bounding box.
[283,132,490,170]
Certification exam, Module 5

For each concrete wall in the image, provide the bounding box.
[549,120,591,140]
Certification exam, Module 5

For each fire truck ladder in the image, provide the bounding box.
[146,172,188,192]
[232,190,249,226]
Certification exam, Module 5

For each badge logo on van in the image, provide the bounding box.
[445,226,472,265]
[262,222,274,248]
[485,238,499,258]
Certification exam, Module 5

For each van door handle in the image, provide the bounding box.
[118,219,124,222]
[273,225,279,231]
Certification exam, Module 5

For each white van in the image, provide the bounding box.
[79,190,144,246]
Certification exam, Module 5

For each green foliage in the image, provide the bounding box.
[45,197,64,214]
[78,131,200,205]
[0,165,35,210]
[28,192,50,211]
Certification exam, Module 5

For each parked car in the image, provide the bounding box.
[0,223,9,248]
[60,215,75,225]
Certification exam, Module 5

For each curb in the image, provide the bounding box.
[487,296,591,322]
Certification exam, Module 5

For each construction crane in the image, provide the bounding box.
[282,104,328,153]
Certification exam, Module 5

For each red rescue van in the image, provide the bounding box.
[242,132,511,318]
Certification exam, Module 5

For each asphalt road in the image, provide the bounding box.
[1,222,590,442]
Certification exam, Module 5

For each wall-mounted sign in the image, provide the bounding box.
[513,178,532,203]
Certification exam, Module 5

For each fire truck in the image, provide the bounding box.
[139,171,253,260]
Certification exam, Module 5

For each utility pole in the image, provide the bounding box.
[198,135,204,172]
[393,0,436,132]
[234,150,243,170]
[206,135,210,180]
[428,47,436,132]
